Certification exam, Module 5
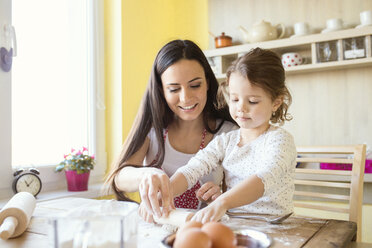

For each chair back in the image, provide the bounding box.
[294,145,366,242]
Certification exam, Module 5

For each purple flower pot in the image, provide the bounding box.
[65,170,90,191]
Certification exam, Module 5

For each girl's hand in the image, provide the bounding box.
[138,201,155,223]
[191,199,228,224]
[196,181,222,203]
[138,168,174,218]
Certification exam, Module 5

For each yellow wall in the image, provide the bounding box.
[105,0,208,169]
[105,0,208,170]
[122,0,208,144]
[105,0,123,173]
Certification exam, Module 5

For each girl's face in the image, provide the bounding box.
[161,59,208,122]
[228,72,282,132]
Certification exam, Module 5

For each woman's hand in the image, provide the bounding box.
[196,181,222,203]
[138,168,174,218]
[138,201,155,223]
[191,198,228,224]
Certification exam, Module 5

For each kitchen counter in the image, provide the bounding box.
[0,197,362,248]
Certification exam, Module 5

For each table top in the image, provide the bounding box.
[0,197,360,248]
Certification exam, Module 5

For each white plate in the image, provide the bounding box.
[321,27,344,33]
[355,23,372,28]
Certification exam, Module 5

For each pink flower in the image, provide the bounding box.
[91,154,95,159]
[82,147,88,152]
[64,154,68,159]
[76,150,83,156]
[71,148,75,153]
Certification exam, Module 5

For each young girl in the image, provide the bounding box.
[169,47,297,223]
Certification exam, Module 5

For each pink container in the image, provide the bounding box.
[64,170,90,191]
[320,159,372,173]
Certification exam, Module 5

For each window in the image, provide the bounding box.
[0,0,105,196]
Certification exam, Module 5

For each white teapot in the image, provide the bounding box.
[239,20,286,43]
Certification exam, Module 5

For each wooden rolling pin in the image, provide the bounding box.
[153,208,195,227]
[0,192,36,240]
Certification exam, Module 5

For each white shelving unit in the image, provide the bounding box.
[204,26,372,78]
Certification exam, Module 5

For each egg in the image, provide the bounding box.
[201,222,237,248]
[176,220,203,239]
[174,227,212,248]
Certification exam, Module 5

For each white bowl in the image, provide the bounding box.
[160,229,272,248]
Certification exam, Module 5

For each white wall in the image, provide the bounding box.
[208,0,372,147]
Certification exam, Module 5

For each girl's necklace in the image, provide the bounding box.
[164,127,207,150]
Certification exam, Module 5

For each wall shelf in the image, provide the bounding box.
[204,26,372,78]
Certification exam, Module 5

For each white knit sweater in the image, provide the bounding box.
[176,125,297,215]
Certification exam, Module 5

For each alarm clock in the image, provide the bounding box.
[12,168,42,197]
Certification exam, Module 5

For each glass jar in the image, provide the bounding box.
[343,36,366,60]
[316,40,339,63]
[48,201,138,248]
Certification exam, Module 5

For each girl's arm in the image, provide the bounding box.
[217,175,264,209]
[169,172,190,197]
[175,134,227,190]
[191,175,264,223]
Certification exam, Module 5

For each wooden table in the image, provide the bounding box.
[0,197,361,248]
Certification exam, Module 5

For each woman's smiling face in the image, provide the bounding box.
[161,59,208,122]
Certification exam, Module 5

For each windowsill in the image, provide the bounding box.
[0,182,109,208]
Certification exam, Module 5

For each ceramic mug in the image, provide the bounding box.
[293,22,310,36]
[281,52,304,68]
[326,18,343,30]
[360,10,372,26]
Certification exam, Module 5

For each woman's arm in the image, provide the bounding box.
[191,175,264,223]
[114,137,173,218]
[115,166,166,192]
[114,137,165,192]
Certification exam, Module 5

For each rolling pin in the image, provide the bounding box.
[153,208,195,227]
[0,192,36,240]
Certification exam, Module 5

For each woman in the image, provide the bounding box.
[105,40,236,221]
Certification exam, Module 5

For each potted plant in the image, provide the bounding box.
[55,147,95,191]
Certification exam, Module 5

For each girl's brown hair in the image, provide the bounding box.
[105,40,234,201]
[218,47,292,125]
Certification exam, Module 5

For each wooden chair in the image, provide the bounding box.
[294,145,366,242]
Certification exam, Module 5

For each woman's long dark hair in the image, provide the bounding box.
[105,40,233,201]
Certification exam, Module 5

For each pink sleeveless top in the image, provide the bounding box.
[164,128,206,209]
